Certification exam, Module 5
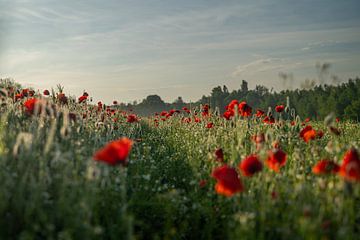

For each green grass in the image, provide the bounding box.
[0,95,359,240]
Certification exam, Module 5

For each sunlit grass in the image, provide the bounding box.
[0,81,359,239]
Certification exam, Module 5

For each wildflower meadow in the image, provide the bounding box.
[0,79,359,240]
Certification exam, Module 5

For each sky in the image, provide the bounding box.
[0,0,360,103]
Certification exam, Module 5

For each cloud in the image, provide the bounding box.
[301,40,343,51]
[1,5,91,24]
[232,58,291,77]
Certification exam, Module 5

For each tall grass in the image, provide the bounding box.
[0,82,359,239]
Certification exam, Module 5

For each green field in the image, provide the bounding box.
[0,84,359,240]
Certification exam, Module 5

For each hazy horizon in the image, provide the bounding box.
[1,0,360,104]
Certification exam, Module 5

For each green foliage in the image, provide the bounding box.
[122,78,360,121]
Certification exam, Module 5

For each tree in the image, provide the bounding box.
[173,96,185,109]
[223,85,229,94]
[254,85,269,96]
[241,80,248,93]
[344,100,360,121]
[142,95,165,106]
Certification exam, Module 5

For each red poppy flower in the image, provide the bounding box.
[305,118,310,123]
[22,88,29,97]
[312,160,340,175]
[199,179,207,188]
[78,95,87,103]
[266,149,287,172]
[202,104,210,117]
[214,148,224,162]
[263,116,275,124]
[202,111,210,117]
[57,93,68,104]
[212,165,244,197]
[275,105,284,113]
[93,137,133,166]
[160,111,167,116]
[239,154,263,177]
[316,130,324,139]
[168,109,176,116]
[223,110,234,120]
[300,125,312,137]
[24,98,42,115]
[300,125,317,143]
[194,117,201,123]
[182,117,191,123]
[303,129,316,143]
[182,107,190,114]
[272,141,280,149]
[15,93,23,101]
[339,148,360,182]
[238,101,252,117]
[127,114,138,123]
[256,109,265,118]
[206,122,214,128]
[226,100,239,111]
[43,90,50,96]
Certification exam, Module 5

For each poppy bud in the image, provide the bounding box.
[267,107,272,117]
[285,106,290,113]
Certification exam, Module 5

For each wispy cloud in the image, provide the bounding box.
[0,4,91,23]
[301,40,343,51]
[232,58,284,76]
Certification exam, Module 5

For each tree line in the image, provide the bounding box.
[119,78,360,121]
